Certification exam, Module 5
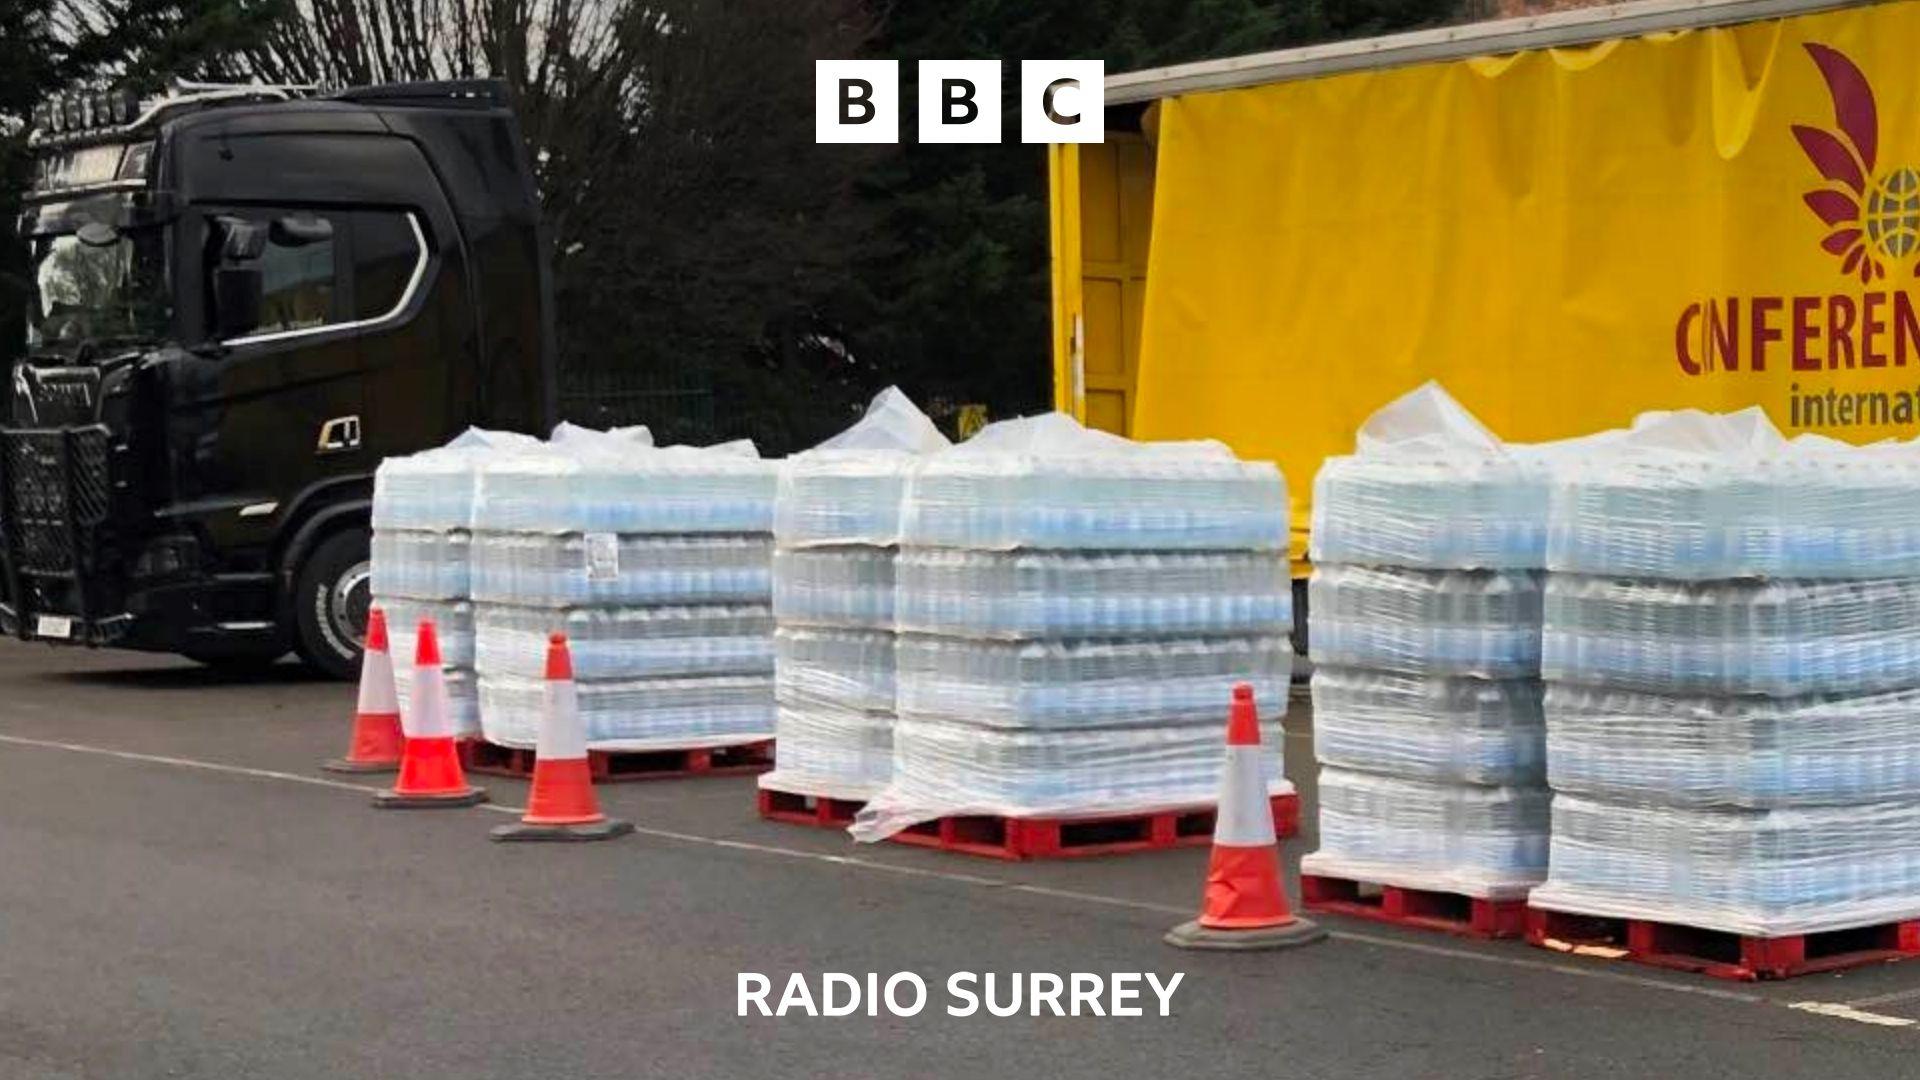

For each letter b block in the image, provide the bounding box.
[918,60,1001,144]
[817,60,899,143]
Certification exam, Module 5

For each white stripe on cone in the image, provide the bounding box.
[539,677,587,762]
[409,663,454,739]
[357,640,398,714]
[1212,745,1276,847]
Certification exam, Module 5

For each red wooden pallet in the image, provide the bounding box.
[879,792,1299,861]
[757,787,866,828]
[459,738,773,782]
[1300,875,1527,939]
[1526,906,1920,981]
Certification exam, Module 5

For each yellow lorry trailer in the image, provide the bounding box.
[1050,0,1920,572]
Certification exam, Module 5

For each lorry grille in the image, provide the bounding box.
[1,426,111,574]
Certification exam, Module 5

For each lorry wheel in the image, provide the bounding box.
[294,529,371,680]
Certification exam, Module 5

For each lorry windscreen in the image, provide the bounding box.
[27,224,169,357]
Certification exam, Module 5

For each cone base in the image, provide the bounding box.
[1164,916,1328,952]
[322,757,400,775]
[372,787,489,809]
[490,818,634,843]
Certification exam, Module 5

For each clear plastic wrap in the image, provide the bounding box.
[758,704,895,801]
[896,634,1291,731]
[1311,667,1545,786]
[370,530,472,601]
[899,413,1287,551]
[1546,418,1920,580]
[894,549,1290,640]
[474,603,773,681]
[850,715,1293,840]
[1300,767,1550,899]
[1544,683,1920,808]
[395,666,480,739]
[776,387,950,547]
[378,597,475,671]
[1312,457,1550,570]
[1308,383,1547,569]
[1308,564,1543,678]
[771,546,896,630]
[1529,793,1920,937]
[1542,574,1920,696]
[549,421,654,449]
[477,673,775,750]
[470,533,772,607]
[775,626,895,714]
[471,444,778,534]
[371,428,544,531]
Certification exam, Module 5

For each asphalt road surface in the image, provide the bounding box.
[4,642,1920,1079]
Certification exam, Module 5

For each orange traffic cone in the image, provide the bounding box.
[492,633,633,842]
[373,618,487,809]
[1166,683,1325,951]
[323,606,404,773]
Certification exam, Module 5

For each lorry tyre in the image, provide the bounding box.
[294,528,372,680]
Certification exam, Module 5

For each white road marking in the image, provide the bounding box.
[1,729,1915,1030]
[1789,1001,1918,1027]
[0,732,381,795]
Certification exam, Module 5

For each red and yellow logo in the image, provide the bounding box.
[1793,43,1919,283]
[1675,42,1920,393]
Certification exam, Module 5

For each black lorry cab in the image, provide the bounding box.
[11,80,556,676]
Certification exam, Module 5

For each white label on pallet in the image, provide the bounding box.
[585,532,619,581]
[35,615,72,640]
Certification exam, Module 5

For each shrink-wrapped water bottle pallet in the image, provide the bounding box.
[458,737,773,783]
[1525,907,1920,982]
[1300,875,1528,940]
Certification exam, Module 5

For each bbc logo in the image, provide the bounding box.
[816,60,1103,144]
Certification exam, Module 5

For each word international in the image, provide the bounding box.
[738,971,1184,1018]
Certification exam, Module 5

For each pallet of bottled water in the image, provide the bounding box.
[761,388,950,807]
[850,412,1293,842]
[1303,383,1560,901]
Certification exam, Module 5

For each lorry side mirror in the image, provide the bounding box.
[269,213,332,247]
[212,266,263,340]
[214,215,267,261]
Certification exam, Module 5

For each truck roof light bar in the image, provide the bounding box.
[25,79,318,150]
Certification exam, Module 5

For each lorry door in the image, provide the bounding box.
[169,203,367,565]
